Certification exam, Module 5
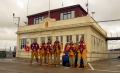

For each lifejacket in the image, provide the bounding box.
[31,43,39,51]
[46,42,52,51]
[40,43,46,50]
[53,41,60,50]
[78,41,85,54]
[78,41,85,50]
[68,44,75,52]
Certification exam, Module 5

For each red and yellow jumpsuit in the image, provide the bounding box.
[45,42,53,66]
[66,43,76,67]
[29,43,39,66]
[39,43,46,65]
[77,41,87,68]
[53,41,62,66]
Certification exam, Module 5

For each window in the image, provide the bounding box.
[66,35,72,44]
[41,37,45,43]
[20,39,27,49]
[60,10,75,20]
[71,11,75,18]
[76,35,79,44]
[60,36,63,43]
[47,36,52,43]
[60,13,63,20]
[31,38,37,44]
[33,16,44,24]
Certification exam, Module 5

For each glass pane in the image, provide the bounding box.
[47,37,52,42]
[68,13,71,19]
[60,13,63,20]
[60,36,63,42]
[21,45,22,49]
[36,18,39,24]
[42,16,44,20]
[34,18,36,24]
[66,36,69,42]
[70,35,72,40]
[21,40,23,44]
[63,13,67,19]
[76,35,79,43]
[71,11,75,18]
[41,37,45,43]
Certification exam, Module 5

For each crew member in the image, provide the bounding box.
[45,39,53,66]
[39,40,46,65]
[64,40,76,68]
[77,37,87,68]
[53,38,62,66]
[29,39,40,66]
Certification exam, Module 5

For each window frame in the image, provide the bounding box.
[20,39,27,49]
[33,16,44,24]
[60,10,75,20]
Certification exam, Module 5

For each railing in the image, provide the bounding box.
[87,52,120,65]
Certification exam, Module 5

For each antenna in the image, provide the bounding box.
[86,0,89,13]
[62,2,63,7]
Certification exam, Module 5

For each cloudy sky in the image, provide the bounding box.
[0,0,120,51]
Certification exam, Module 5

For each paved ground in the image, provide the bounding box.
[0,58,120,73]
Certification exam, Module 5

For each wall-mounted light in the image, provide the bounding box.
[13,13,20,27]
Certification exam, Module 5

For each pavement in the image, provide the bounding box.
[0,52,120,73]
[0,57,120,73]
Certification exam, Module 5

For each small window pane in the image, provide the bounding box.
[76,35,79,42]
[47,36,52,42]
[64,14,67,19]
[71,11,75,18]
[41,37,45,43]
[36,18,39,24]
[70,35,72,40]
[34,18,36,24]
[66,36,69,42]
[60,13,63,20]
[68,13,71,19]
[60,36,63,42]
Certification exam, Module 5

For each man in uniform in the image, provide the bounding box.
[53,38,62,66]
[39,40,46,65]
[64,40,76,68]
[77,37,87,68]
[29,39,40,66]
[45,39,53,66]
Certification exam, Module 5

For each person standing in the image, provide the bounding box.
[39,40,46,65]
[64,40,76,68]
[53,38,62,66]
[28,39,40,66]
[77,37,87,68]
[45,39,53,66]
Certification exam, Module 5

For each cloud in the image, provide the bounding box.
[0,0,120,50]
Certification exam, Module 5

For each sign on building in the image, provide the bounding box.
[21,34,29,38]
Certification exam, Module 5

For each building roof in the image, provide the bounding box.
[109,48,120,51]
[27,4,88,18]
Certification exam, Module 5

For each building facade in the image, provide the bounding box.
[16,4,108,62]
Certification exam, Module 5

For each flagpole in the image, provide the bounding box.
[48,0,50,18]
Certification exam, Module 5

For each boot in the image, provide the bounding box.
[77,64,80,68]
[28,62,32,66]
[84,64,88,68]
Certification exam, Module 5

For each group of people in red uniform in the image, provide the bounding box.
[28,37,87,68]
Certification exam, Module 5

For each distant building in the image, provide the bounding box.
[16,4,108,62]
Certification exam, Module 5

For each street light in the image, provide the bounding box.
[91,12,95,18]
[13,13,20,27]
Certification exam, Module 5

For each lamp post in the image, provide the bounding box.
[91,12,95,18]
[13,13,20,27]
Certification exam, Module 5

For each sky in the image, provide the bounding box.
[0,0,120,51]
